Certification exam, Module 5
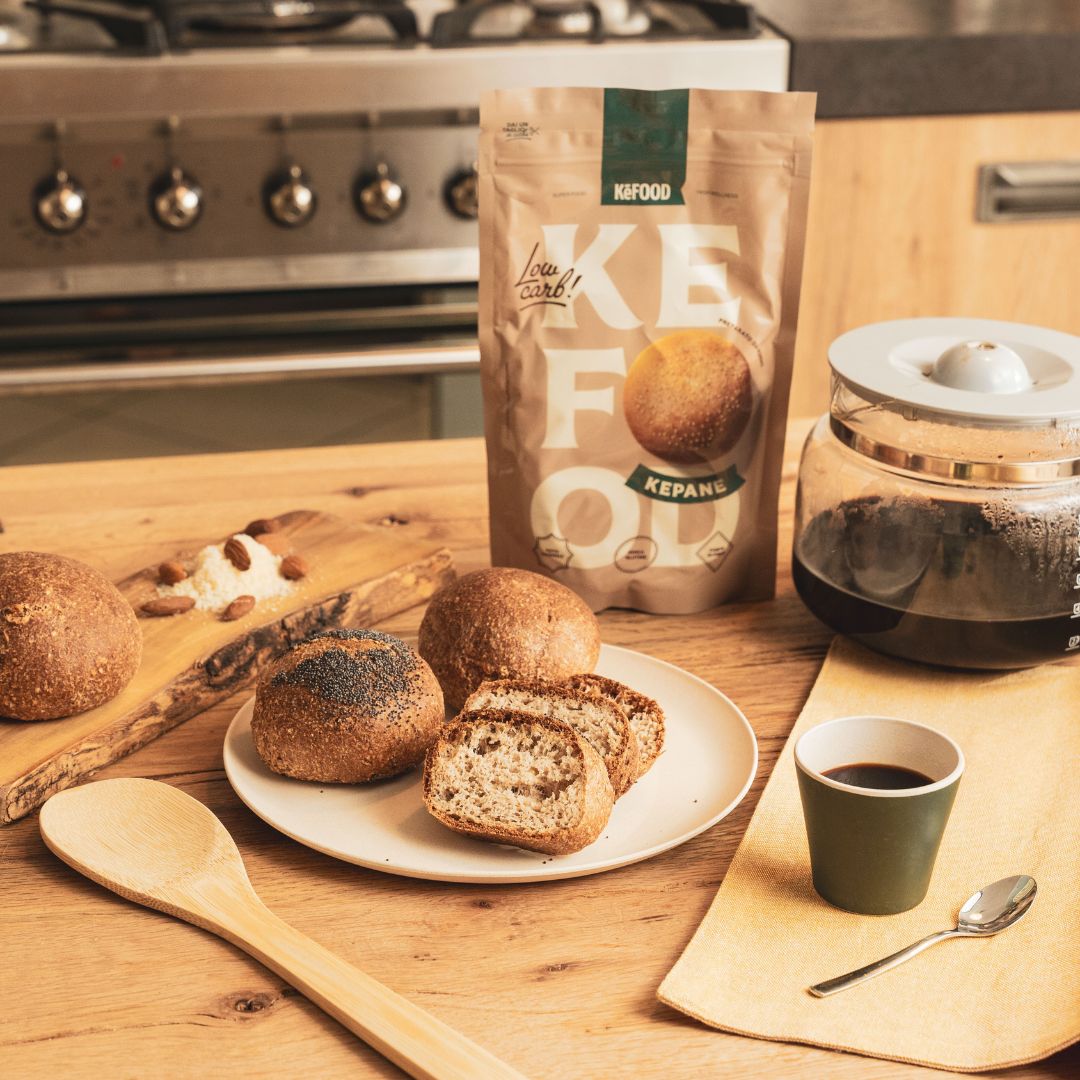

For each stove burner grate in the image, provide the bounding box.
[23,0,420,52]
[429,0,758,48]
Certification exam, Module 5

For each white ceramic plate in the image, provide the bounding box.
[223,644,758,883]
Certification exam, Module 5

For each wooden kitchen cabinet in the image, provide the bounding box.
[789,110,1080,417]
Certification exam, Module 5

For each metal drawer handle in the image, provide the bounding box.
[976,160,1080,222]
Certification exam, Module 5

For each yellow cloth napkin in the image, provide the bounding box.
[658,638,1080,1072]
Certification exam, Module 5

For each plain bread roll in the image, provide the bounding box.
[418,567,600,712]
[422,708,614,855]
[0,551,142,721]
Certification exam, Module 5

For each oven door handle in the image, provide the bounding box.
[0,344,481,393]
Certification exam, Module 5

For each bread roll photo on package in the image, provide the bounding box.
[479,87,815,614]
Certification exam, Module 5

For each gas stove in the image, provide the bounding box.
[4,0,760,52]
[0,0,786,304]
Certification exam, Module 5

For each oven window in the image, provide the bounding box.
[0,286,483,464]
[0,375,479,465]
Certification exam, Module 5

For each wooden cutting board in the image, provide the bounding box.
[0,510,453,824]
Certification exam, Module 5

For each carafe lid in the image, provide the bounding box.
[829,318,1080,425]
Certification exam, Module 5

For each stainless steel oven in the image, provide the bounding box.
[0,0,787,461]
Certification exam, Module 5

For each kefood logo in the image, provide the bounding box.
[612,181,672,203]
[601,89,688,207]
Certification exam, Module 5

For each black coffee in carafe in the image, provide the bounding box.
[793,494,1078,670]
[792,319,1080,670]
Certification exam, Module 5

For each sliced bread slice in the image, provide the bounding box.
[565,673,666,779]
[462,679,639,796]
[422,708,614,855]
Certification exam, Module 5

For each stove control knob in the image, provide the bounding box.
[355,163,406,223]
[445,166,479,220]
[265,164,317,228]
[34,169,87,234]
[150,167,203,231]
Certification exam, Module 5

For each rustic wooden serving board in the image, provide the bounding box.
[0,509,453,824]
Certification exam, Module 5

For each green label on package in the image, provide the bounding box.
[625,463,744,504]
[601,88,688,206]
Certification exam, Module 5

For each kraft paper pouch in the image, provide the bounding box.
[478,88,815,613]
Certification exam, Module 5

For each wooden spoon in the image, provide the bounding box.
[39,777,527,1080]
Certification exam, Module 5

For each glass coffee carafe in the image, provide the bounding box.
[793,318,1080,669]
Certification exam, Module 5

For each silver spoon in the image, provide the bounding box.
[809,874,1037,998]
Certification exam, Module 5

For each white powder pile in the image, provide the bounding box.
[159,533,293,612]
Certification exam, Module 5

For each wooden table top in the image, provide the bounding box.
[1,419,1075,1080]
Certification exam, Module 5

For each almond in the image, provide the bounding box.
[244,517,280,538]
[141,596,195,617]
[158,560,187,585]
[222,595,255,622]
[256,531,291,556]
[280,554,308,581]
[224,536,252,571]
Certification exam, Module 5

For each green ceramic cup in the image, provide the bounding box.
[795,716,964,916]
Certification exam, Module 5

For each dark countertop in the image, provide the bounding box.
[754,0,1080,118]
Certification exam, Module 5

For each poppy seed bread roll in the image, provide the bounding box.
[418,568,601,713]
[251,629,444,783]
[0,551,142,721]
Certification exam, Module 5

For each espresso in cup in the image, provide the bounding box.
[822,763,932,789]
[795,716,964,915]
